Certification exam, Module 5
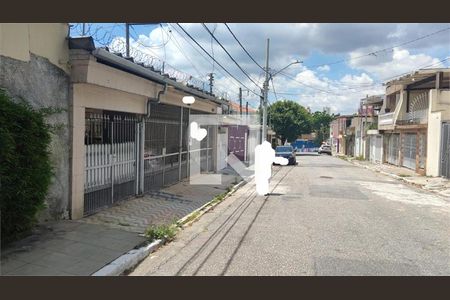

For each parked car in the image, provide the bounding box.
[318,144,332,155]
[274,145,297,165]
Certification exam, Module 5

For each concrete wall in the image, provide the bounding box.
[0,45,71,220]
[427,89,450,176]
[0,23,70,74]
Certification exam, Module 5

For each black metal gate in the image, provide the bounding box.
[143,103,190,192]
[441,123,450,178]
[84,110,138,216]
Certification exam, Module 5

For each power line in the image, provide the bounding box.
[176,23,261,97]
[306,26,450,68]
[270,77,278,102]
[224,23,265,72]
[201,23,262,90]
[168,24,242,89]
[278,70,343,96]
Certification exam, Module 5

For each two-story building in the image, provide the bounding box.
[378,69,450,177]
[330,115,353,155]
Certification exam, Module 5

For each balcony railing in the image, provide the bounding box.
[378,112,395,126]
[397,109,428,125]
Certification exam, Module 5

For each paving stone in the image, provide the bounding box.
[5,263,71,276]
[0,258,28,275]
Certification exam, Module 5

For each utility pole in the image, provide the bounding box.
[208,73,214,94]
[246,101,248,115]
[262,38,270,142]
[239,87,243,116]
[125,23,130,58]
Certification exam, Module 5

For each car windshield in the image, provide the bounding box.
[276,146,293,152]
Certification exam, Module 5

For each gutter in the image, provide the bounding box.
[146,83,167,118]
[91,48,225,106]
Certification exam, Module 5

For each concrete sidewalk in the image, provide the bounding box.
[1,169,241,276]
[346,158,450,198]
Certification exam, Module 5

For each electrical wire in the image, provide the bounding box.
[176,23,261,97]
[306,26,450,68]
[224,23,265,72]
[202,23,262,90]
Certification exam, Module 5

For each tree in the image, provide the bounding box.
[310,110,334,144]
[268,100,311,144]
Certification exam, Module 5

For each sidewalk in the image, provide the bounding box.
[1,169,241,276]
[345,157,450,198]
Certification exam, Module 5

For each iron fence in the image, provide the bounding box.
[84,111,138,215]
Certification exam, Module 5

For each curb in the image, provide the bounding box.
[348,159,444,193]
[91,176,251,276]
[177,177,251,228]
[91,239,163,276]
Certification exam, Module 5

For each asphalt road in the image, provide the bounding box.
[131,154,450,276]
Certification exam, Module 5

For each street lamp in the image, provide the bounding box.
[261,52,302,142]
[270,60,302,78]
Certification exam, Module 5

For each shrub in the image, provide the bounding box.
[144,224,177,242]
[0,90,53,245]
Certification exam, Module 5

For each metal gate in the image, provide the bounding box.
[402,133,417,170]
[143,103,189,192]
[84,111,138,216]
[441,123,450,178]
[387,134,400,165]
[369,135,382,163]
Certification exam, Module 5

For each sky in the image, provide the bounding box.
[70,23,450,114]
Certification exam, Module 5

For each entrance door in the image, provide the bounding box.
[402,133,417,170]
[387,134,400,165]
[441,123,450,178]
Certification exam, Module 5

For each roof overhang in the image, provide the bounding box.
[68,37,226,106]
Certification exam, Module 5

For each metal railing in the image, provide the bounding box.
[397,109,428,125]
[378,112,395,126]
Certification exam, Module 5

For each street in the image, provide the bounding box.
[131,154,450,276]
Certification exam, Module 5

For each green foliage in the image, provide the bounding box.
[268,100,312,144]
[144,224,177,242]
[0,90,53,245]
[310,111,335,144]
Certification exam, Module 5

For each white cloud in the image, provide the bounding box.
[349,47,444,80]
[317,65,330,72]
[104,23,449,114]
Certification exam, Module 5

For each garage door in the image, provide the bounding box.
[402,133,416,170]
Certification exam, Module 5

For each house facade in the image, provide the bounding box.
[330,115,353,155]
[1,23,231,221]
[351,95,384,162]
[378,69,450,177]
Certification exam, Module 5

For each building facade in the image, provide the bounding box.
[378,69,450,177]
[1,24,231,221]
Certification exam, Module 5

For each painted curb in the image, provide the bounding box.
[91,239,163,276]
[92,176,251,276]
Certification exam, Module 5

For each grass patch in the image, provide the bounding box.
[354,155,365,161]
[144,224,177,242]
[182,211,201,225]
[398,174,411,177]
[118,222,130,227]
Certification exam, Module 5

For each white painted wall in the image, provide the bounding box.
[426,90,450,176]
[217,128,228,170]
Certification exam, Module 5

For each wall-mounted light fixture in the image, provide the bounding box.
[182,96,195,106]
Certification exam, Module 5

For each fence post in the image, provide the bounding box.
[139,119,145,194]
